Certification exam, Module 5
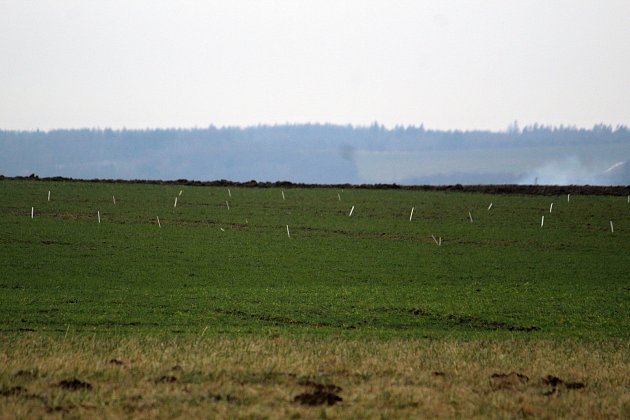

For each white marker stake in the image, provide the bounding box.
[228,188,231,198]
[337,193,341,201]
[487,203,493,211]
[409,207,414,221]
[282,190,285,200]
[286,225,291,238]
[469,211,473,223]
[31,207,34,219]
[431,235,439,245]
[549,203,553,213]
[174,197,178,208]
[47,191,51,202]
[179,190,183,196]
[541,215,544,227]
[220,227,225,232]
[438,237,442,246]
[567,194,570,203]
[349,205,354,216]
[226,200,230,210]
[97,211,101,224]
[627,195,629,204]
[610,221,614,233]
[112,195,116,205]
[157,216,161,228]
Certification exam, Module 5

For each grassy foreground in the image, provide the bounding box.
[1,335,628,419]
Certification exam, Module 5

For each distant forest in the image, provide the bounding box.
[1,123,629,185]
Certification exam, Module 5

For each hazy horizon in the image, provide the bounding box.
[1,121,628,134]
[3,124,629,186]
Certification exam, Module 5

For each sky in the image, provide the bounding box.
[1,0,629,132]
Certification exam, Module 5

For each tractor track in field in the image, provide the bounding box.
[212,308,331,328]
[377,307,540,332]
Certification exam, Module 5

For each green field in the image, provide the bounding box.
[0,179,628,339]
[1,179,629,417]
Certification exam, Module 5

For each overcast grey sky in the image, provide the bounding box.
[1,0,629,131]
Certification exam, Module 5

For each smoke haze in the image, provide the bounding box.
[1,124,629,185]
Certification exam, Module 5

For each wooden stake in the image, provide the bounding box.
[157,216,161,228]
[337,193,341,201]
[31,207,34,219]
[97,211,101,224]
[487,203,493,210]
[549,203,553,213]
[469,211,473,223]
[610,220,614,233]
[47,191,50,202]
[282,190,285,200]
[286,225,291,238]
[228,188,231,198]
[179,190,183,196]
[174,197,178,208]
[567,194,570,203]
[438,237,442,246]
[431,235,439,245]
[409,207,414,221]
[349,205,354,216]
[112,195,116,205]
[226,200,230,210]
[541,215,544,227]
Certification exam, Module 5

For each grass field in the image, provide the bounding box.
[0,179,629,417]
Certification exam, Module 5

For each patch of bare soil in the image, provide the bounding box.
[488,372,586,397]
[0,386,27,397]
[13,369,38,379]
[294,381,343,406]
[156,375,177,384]
[45,405,70,414]
[57,378,93,391]
[542,375,586,396]
[208,393,237,403]
[490,372,529,390]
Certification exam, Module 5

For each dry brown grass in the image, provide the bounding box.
[0,335,628,418]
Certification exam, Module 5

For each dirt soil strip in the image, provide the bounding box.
[4,175,629,196]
